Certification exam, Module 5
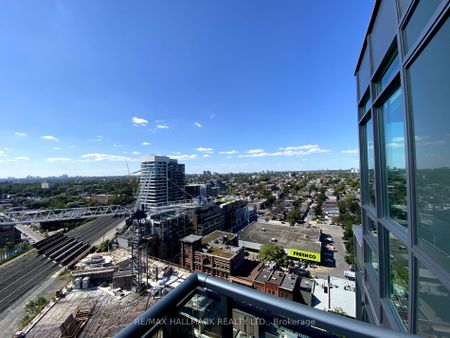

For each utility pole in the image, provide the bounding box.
[328,275,331,310]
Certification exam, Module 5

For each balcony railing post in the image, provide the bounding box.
[218,293,233,337]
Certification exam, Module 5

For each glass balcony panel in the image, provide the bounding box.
[367,244,379,276]
[368,217,378,238]
[365,119,376,207]
[416,261,450,336]
[387,231,409,328]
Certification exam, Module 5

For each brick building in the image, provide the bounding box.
[180,231,245,279]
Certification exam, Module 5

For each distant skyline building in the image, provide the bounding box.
[354,0,449,336]
[137,155,186,207]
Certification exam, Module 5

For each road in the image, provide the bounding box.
[15,224,45,242]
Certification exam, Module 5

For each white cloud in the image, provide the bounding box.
[15,132,27,137]
[202,154,210,158]
[219,150,237,155]
[247,149,264,154]
[172,154,199,161]
[13,156,30,161]
[196,147,214,154]
[278,144,318,151]
[81,153,135,162]
[46,157,72,163]
[392,137,404,143]
[239,145,330,158]
[89,136,103,142]
[194,122,202,128]
[132,151,140,155]
[157,124,169,129]
[0,156,30,163]
[113,144,119,148]
[41,135,59,142]
[142,141,151,146]
[53,147,61,151]
[417,139,447,146]
[341,149,359,154]
[132,116,149,126]
[387,142,404,148]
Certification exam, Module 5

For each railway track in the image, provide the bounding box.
[0,253,59,314]
[68,216,124,244]
[0,216,125,315]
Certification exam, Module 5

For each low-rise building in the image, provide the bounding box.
[253,267,300,301]
[219,199,249,231]
[186,204,225,236]
[150,211,193,260]
[180,230,245,279]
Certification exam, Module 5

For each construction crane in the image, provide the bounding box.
[129,206,149,293]
[2,162,216,294]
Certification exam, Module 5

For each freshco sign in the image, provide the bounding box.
[288,249,321,262]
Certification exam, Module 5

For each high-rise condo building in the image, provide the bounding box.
[138,155,186,207]
[354,0,449,336]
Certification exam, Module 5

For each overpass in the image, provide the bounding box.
[0,200,207,226]
[0,205,131,226]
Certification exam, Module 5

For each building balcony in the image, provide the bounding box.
[115,272,416,338]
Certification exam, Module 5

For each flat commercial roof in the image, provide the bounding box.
[280,274,298,292]
[201,230,236,245]
[239,222,321,253]
[255,268,284,286]
[180,234,202,244]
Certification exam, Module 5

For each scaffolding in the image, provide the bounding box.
[130,207,149,293]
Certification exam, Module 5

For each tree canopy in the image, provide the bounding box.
[257,243,287,266]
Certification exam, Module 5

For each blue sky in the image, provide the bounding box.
[0,0,373,177]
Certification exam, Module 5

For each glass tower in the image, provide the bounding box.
[354,0,449,336]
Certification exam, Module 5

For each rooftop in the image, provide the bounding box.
[180,234,202,244]
[280,273,299,292]
[201,230,237,245]
[255,268,284,286]
[239,222,322,253]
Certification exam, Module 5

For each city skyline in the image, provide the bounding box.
[0,0,373,177]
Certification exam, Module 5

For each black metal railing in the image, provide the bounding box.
[115,272,417,338]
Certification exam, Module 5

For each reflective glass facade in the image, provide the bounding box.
[381,87,408,228]
[408,18,450,272]
[354,0,449,335]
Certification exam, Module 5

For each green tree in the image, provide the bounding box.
[96,239,110,252]
[286,209,301,226]
[257,243,287,266]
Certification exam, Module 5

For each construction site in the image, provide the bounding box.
[17,247,190,337]
[0,155,226,336]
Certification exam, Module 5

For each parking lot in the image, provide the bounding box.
[310,222,350,279]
